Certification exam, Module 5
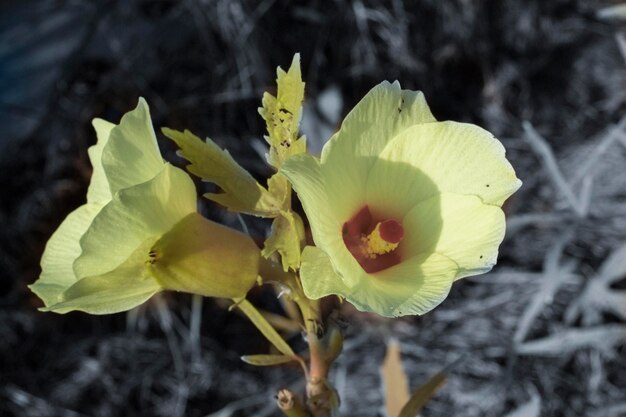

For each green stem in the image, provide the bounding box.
[293,288,338,417]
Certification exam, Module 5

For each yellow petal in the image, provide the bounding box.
[149,213,260,298]
[300,246,457,317]
[320,81,436,221]
[368,252,457,317]
[101,98,164,194]
[281,153,340,249]
[74,164,196,279]
[87,119,115,203]
[367,121,521,215]
[299,246,352,300]
[282,154,362,286]
[403,193,505,280]
[30,203,103,305]
[41,240,161,314]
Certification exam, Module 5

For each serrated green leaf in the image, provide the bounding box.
[162,127,281,217]
[236,298,295,357]
[241,354,297,366]
[262,210,305,271]
[259,53,306,168]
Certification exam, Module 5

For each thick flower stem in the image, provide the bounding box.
[296,296,339,417]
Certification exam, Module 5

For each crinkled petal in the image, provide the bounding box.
[101,98,165,194]
[299,246,352,300]
[87,119,115,204]
[321,81,436,221]
[365,152,441,220]
[367,122,521,213]
[350,252,457,317]
[30,203,103,305]
[281,154,340,248]
[282,155,365,285]
[299,246,457,317]
[74,164,196,279]
[403,193,505,280]
[41,240,161,314]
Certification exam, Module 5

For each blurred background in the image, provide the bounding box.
[1,0,626,416]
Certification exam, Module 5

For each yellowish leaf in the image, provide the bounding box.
[241,354,297,366]
[162,127,281,217]
[259,309,302,333]
[259,53,306,168]
[236,298,295,357]
[397,372,447,417]
[381,340,410,417]
[262,210,305,271]
[268,173,292,209]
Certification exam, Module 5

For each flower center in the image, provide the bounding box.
[342,206,404,273]
[361,220,404,258]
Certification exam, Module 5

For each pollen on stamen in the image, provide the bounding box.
[362,220,404,258]
[342,205,405,273]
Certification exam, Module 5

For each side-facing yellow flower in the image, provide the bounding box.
[30,99,261,314]
[282,81,521,317]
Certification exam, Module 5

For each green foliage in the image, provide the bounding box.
[262,210,305,272]
[241,354,297,366]
[259,53,306,169]
[162,127,282,217]
[236,298,295,357]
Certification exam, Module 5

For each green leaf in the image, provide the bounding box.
[262,210,305,271]
[258,309,302,333]
[236,298,295,357]
[241,354,297,366]
[162,127,281,217]
[259,53,306,168]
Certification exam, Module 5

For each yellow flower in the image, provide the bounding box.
[30,99,261,314]
[282,82,521,317]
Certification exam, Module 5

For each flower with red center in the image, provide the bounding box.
[282,81,521,317]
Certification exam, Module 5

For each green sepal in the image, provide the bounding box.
[162,127,282,217]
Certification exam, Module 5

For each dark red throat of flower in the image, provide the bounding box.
[342,205,404,273]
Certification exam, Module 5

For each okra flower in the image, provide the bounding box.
[282,82,521,317]
[30,99,261,314]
